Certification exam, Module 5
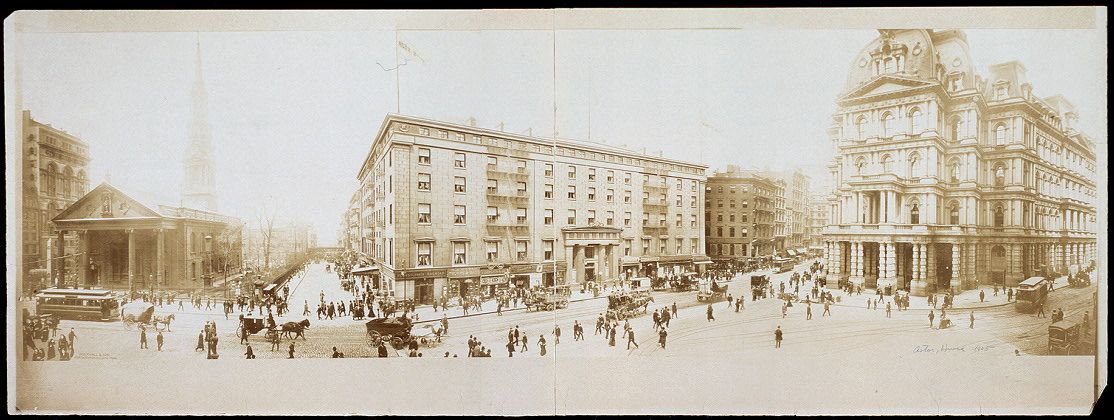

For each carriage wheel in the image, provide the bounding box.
[390,336,404,350]
[546,304,554,311]
[420,336,430,347]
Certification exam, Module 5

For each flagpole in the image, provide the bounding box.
[395,29,401,114]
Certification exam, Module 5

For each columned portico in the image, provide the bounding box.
[561,226,622,286]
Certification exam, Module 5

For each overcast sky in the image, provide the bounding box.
[14,28,1106,245]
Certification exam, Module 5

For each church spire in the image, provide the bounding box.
[182,32,218,211]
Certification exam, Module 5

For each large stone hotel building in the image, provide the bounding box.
[354,115,709,303]
[821,29,1098,296]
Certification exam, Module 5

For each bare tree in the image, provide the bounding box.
[255,203,278,273]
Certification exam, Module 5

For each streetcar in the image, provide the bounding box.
[1015,277,1049,313]
[34,288,121,321]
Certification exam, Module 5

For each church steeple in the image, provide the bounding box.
[182,33,218,211]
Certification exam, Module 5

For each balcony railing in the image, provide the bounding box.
[486,224,530,236]
[486,190,530,204]
[486,166,530,180]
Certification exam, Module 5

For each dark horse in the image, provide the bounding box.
[280,319,311,340]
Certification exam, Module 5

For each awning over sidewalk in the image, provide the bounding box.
[351,266,379,275]
[693,261,713,265]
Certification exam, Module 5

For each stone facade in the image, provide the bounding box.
[704,165,782,260]
[353,115,709,304]
[821,29,1098,296]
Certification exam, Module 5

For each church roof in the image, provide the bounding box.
[53,182,238,225]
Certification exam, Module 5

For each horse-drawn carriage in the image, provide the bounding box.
[671,274,699,292]
[237,315,280,341]
[120,301,175,331]
[696,280,728,303]
[750,275,770,300]
[526,286,571,311]
[606,289,654,321]
[365,316,443,350]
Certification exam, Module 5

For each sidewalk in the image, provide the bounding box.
[407,288,613,324]
[823,275,1071,312]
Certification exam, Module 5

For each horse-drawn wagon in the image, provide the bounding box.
[120,301,175,331]
[236,314,280,342]
[696,280,728,303]
[606,288,654,321]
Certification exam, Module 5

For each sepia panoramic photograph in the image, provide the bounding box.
[5,8,1107,415]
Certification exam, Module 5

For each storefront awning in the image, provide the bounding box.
[351,266,379,275]
[693,261,713,265]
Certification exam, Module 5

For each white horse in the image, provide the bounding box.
[152,314,176,331]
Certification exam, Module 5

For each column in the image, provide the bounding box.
[78,231,89,289]
[610,245,620,281]
[850,241,864,286]
[127,229,136,294]
[157,229,165,292]
[951,243,961,293]
[57,230,67,286]
[887,192,897,224]
[911,243,926,296]
[574,245,586,285]
[564,245,575,284]
[885,242,897,292]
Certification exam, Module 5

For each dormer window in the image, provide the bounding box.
[994,81,1010,100]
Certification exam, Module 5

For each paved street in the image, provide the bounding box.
[18,258,1096,362]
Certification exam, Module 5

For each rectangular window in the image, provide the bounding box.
[417,173,431,191]
[454,176,467,193]
[416,242,432,267]
[659,214,667,226]
[624,172,631,184]
[587,210,596,224]
[588,168,596,181]
[675,214,682,227]
[690,214,697,227]
[487,179,498,194]
[486,241,499,262]
[607,170,615,183]
[487,156,498,168]
[454,205,466,224]
[642,239,650,255]
[417,203,431,224]
[659,239,666,255]
[568,186,577,200]
[624,212,632,227]
[676,238,683,254]
[517,160,527,172]
[453,242,468,265]
[516,240,528,261]
[642,212,649,226]
[676,195,682,206]
[642,192,650,202]
[544,184,554,199]
[606,189,614,202]
[516,208,528,224]
[487,206,499,222]
[588,187,596,201]
[624,239,632,256]
[516,182,527,195]
[624,191,631,203]
[454,152,466,168]
[676,180,683,190]
[567,209,576,225]
[568,166,577,179]
[544,163,553,177]
[544,209,554,225]
[418,148,431,164]
[690,197,697,208]
[606,211,615,226]
[543,240,554,260]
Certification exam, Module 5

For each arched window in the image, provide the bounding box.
[993,205,1005,227]
[949,201,960,225]
[855,115,868,140]
[880,113,894,138]
[880,154,893,173]
[948,159,961,183]
[992,245,1006,258]
[993,163,1006,186]
[994,124,1008,146]
[45,163,57,195]
[950,116,964,142]
[908,153,921,178]
[855,157,866,175]
[908,108,922,134]
[62,167,73,197]
[910,203,920,224]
